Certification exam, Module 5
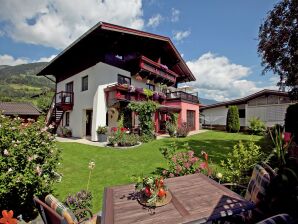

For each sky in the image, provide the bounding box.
[0,0,281,101]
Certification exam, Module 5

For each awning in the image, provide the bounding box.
[158,105,181,113]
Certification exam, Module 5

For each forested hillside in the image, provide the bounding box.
[0,62,54,102]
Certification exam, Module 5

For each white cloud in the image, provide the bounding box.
[171,8,180,22]
[33,54,56,62]
[147,14,162,28]
[0,54,57,65]
[0,0,144,49]
[186,52,277,101]
[0,54,29,66]
[173,30,191,41]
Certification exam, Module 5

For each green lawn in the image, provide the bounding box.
[54,130,264,212]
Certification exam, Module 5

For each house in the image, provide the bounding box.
[0,102,40,121]
[36,22,199,141]
[200,89,295,130]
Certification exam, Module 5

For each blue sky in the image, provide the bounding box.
[0,0,280,101]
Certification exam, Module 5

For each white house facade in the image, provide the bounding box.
[200,89,294,129]
[38,22,200,141]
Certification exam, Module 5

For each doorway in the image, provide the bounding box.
[86,110,93,136]
[187,110,195,131]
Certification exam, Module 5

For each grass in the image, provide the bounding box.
[54,130,265,213]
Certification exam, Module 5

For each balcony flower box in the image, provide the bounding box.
[159,92,166,100]
[153,92,160,100]
[136,87,143,94]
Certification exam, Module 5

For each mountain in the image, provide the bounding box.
[0,62,54,102]
[200,97,218,105]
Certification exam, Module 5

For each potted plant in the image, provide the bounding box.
[153,92,159,101]
[135,176,172,207]
[97,126,108,142]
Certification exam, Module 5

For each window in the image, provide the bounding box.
[239,109,246,118]
[146,83,155,91]
[118,74,131,85]
[65,112,70,126]
[82,75,88,91]
[65,81,73,92]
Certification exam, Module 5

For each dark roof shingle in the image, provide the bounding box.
[0,102,40,116]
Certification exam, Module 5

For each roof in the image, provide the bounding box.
[37,22,195,83]
[201,89,289,110]
[0,102,41,116]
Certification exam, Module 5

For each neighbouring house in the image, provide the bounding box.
[200,89,296,130]
[0,102,41,121]
[36,22,199,141]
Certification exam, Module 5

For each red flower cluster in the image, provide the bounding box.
[0,210,17,224]
[111,127,128,132]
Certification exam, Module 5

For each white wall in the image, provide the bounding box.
[57,62,163,140]
[247,103,291,127]
[201,106,228,126]
[57,62,130,139]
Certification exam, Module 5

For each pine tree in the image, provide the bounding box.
[226,106,240,133]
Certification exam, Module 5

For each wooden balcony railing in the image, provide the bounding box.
[55,91,74,110]
[139,56,178,84]
[166,91,199,103]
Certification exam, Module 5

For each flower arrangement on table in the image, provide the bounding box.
[135,176,172,207]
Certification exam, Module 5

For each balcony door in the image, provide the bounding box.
[187,110,196,131]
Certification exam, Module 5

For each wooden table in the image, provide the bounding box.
[102,174,254,224]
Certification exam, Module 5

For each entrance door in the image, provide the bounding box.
[86,110,92,136]
[159,112,167,132]
[187,110,195,130]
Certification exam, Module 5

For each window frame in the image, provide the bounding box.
[81,75,88,91]
[146,83,155,91]
[117,74,131,85]
[238,109,246,118]
[65,112,70,126]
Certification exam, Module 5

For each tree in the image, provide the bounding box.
[226,106,240,133]
[258,0,298,99]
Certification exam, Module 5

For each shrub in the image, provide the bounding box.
[176,122,190,137]
[0,114,60,221]
[159,143,210,178]
[248,117,266,135]
[58,126,72,137]
[166,121,176,137]
[128,101,158,136]
[108,129,139,147]
[221,140,263,185]
[64,190,93,221]
[285,103,298,144]
[96,126,107,134]
[139,133,155,143]
[226,106,240,133]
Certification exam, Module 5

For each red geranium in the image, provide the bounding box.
[0,210,18,224]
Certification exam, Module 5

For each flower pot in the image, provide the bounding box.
[98,134,107,142]
[153,93,159,100]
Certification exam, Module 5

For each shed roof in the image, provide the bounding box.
[0,102,41,116]
[200,89,289,110]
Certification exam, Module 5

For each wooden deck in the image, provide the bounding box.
[102,173,254,224]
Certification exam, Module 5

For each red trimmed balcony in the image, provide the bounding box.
[55,91,74,111]
[138,56,178,85]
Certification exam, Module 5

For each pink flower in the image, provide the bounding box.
[184,162,190,169]
[284,132,291,142]
[200,162,208,170]
[169,173,175,178]
[162,170,168,175]
[172,156,177,163]
[176,165,182,174]
[188,151,194,158]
